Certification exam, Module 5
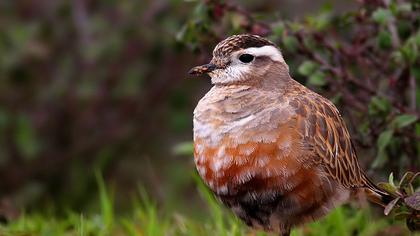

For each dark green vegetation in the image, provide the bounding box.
[0,0,419,235]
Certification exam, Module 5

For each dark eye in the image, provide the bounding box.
[239,54,254,63]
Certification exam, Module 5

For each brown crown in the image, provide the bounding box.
[213,34,276,58]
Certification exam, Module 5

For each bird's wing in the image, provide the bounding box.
[290,93,368,188]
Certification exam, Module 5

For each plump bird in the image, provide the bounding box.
[190,34,389,236]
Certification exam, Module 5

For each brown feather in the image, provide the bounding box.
[192,34,391,236]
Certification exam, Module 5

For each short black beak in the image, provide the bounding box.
[188,63,218,75]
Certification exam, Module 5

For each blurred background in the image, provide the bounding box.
[0,0,419,234]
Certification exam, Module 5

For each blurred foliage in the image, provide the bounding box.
[0,0,203,213]
[0,0,419,234]
[0,175,415,236]
[378,172,420,230]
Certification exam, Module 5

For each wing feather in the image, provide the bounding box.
[290,94,366,188]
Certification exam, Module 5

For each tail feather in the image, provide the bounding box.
[361,175,393,207]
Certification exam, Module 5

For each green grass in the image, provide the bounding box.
[0,175,415,236]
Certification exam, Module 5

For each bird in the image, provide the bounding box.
[189,34,391,236]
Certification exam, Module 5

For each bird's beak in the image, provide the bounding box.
[188,63,218,76]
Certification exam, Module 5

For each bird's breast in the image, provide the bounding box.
[193,103,304,195]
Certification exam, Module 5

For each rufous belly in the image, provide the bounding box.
[194,131,349,231]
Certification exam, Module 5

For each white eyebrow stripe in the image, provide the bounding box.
[243,45,285,63]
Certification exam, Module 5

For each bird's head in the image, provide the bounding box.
[189,34,289,85]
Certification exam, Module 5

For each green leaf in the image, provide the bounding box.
[298,60,318,76]
[308,71,327,86]
[369,96,391,114]
[377,130,393,152]
[95,169,114,230]
[306,12,331,31]
[399,35,419,64]
[394,211,411,220]
[272,22,285,37]
[414,32,420,46]
[391,114,418,129]
[377,182,399,196]
[372,8,393,25]
[172,141,194,156]
[373,130,393,168]
[391,50,404,64]
[377,31,392,49]
[399,171,417,187]
[388,172,395,187]
[384,197,400,215]
[282,35,299,52]
[397,3,412,13]
[372,150,388,168]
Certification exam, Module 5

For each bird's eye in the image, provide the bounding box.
[239,54,254,63]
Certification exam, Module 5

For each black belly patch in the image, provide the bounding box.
[218,190,286,230]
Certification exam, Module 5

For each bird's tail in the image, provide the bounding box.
[361,174,394,207]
